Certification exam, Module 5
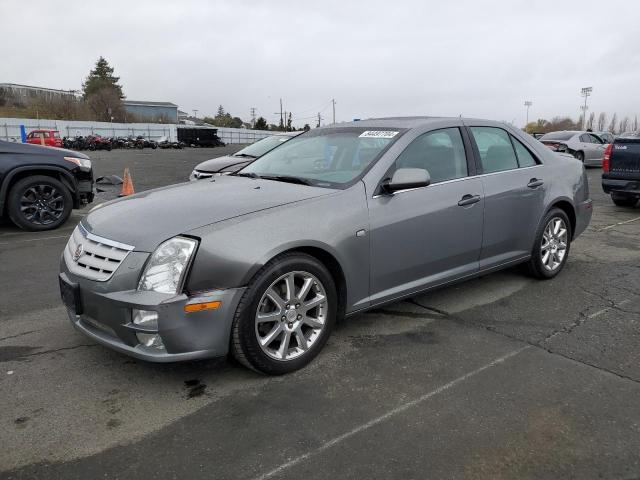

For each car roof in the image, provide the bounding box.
[321,116,515,130]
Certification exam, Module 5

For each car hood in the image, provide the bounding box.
[194,155,252,173]
[83,176,336,251]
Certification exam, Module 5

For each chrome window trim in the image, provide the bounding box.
[371,164,544,199]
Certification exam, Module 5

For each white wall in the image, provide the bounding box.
[0,117,275,144]
[0,117,177,141]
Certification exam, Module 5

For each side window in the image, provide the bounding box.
[579,134,590,142]
[27,133,33,139]
[395,127,468,184]
[589,134,603,144]
[469,127,518,174]
[511,136,538,167]
[42,131,50,138]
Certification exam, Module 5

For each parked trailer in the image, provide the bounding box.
[177,127,225,147]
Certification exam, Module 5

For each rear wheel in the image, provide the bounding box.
[231,253,337,375]
[7,175,73,231]
[527,208,571,279]
[611,194,638,207]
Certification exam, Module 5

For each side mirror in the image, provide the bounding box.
[384,168,430,193]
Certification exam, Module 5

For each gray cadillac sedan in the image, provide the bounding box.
[60,117,593,374]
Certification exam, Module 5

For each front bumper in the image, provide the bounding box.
[60,258,246,362]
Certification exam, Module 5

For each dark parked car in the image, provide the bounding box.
[602,134,640,207]
[60,117,591,374]
[0,140,94,231]
[190,132,301,180]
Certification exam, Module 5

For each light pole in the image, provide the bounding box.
[524,101,532,127]
[580,87,592,130]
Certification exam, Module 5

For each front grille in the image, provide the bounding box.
[64,224,134,281]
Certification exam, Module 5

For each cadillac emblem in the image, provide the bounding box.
[73,244,84,262]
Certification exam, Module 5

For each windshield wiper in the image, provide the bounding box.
[233,153,258,158]
[259,175,313,186]
[234,172,260,178]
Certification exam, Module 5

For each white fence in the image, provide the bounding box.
[0,117,177,142]
[0,117,274,145]
[212,127,272,144]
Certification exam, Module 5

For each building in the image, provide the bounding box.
[0,83,77,103]
[123,100,178,123]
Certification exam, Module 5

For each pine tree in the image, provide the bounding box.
[82,57,124,99]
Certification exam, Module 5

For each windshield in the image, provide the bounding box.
[540,131,575,141]
[240,128,402,187]
[235,135,294,158]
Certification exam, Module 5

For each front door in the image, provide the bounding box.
[368,127,484,305]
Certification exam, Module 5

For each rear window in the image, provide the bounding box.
[540,132,575,141]
[53,131,60,138]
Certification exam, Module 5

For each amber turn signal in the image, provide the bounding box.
[184,301,221,313]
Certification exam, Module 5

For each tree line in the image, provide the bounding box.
[525,112,639,135]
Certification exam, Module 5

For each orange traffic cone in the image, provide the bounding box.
[119,168,135,197]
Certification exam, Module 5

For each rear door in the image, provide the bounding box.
[467,125,547,269]
[368,127,484,304]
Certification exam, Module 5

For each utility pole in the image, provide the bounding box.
[192,109,199,119]
[524,101,532,127]
[317,112,323,128]
[279,99,283,129]
[580,87,592,130]
[250,107,257,128]
[332,99,336,125]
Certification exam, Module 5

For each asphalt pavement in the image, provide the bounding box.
[1,149,639,479]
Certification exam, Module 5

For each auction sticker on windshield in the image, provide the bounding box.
[359,131,399,138]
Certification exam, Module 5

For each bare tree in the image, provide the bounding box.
[608,113,618,133]
[633,115,639,132]
[620,116,630,133]
[596,112,607,131]
[586,112,595,130]
[86,88,125,122]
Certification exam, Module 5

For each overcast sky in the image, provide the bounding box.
[2,0,640,127]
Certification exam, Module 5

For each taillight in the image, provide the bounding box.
[603,143,612,172]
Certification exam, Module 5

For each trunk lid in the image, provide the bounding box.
[610,138,640,175]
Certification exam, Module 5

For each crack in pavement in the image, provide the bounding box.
[0,330,38,342]
[407,296,640,385]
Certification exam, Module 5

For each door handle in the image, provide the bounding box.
[458,194,481,206]
[527,178,544,188]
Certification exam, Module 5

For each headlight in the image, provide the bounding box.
[138,236,198,294]
[64,156,92,169]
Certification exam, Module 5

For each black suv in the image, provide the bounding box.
[0,140,94,231]
[602,136,640,207]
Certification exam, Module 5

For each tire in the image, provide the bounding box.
[526,208,572,279]
[611,194,637,207]
[7,175,73,231]
[231,252,338,375]
[574,151,584,163]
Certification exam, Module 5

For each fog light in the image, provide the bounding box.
[133,309,158,328]
[135,332,165,349]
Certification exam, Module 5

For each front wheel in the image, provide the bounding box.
[611,194,638,207]
[526,208,572,279]
[231,253,337,374]
[7,175,73,231]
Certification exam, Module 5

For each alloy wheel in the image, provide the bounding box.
[255,271,328,361]
[19,184,65,225]
[541,217,568,271]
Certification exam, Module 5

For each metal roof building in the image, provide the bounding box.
[122,100,179,123]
